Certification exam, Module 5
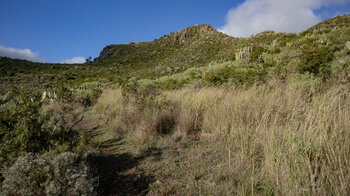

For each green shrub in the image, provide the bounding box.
[55,85,74,103]
[249,46,267,62]
[0,91,50,164]
[121,78,162,107]
[222,65,259,85]
[298,44,334,78]
[1,152,96,195]
[268,47,281,54]
[76,88,102,107]
[79,81,104,90]
[203,71,224,85]
[0,90,79,168]
[330,56,350,82]
[183,67,203,80]
[345,41,350,51]
[268,61,289,80]
[159,77,183,89]
[289,73,322,96]
[203,63,260,86]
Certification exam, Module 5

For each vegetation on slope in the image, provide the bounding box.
[91,80,350,195]
[0,14,350,195]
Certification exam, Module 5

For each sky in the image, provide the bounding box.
[0,0,349,64]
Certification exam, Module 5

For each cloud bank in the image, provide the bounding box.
[219,0,348,37]
[59,56,85,64]
[0,45,47,62]
[0,45,86,64]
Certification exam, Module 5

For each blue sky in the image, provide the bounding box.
[0,0,349,63]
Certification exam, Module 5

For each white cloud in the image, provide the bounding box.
[59,56,85,64]
[0,45,87,64]
[0,45,46,62]
[219,0,348,37]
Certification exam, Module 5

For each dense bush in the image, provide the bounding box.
[0,89,79,173]
[345,41,350,51]
[249,46,267,62]
[76,88,102,107]
[276,33,298,47]
[55,85,75,103]
[121,78,162,107]
[1,152,96,195]
[0,91,51,164]
[159,77,184,89]
[203,71,224,85]
[299,44,334,78]
[204,64,259,86]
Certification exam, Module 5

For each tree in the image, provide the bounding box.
[85,56,92,64]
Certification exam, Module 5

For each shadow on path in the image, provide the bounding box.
[88,137,163,195]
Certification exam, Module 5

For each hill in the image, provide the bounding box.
[1,14,350,195]
[93,24,284,78]
[1,14,349,91]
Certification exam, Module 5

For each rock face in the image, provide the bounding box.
[163,24,233,45]
[172,24,218,44]
[95,45,116,61]
[94,24,234,62]
[94,44,135,62]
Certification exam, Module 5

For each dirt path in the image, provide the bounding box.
[89,140,154,195]
[75,111,155,195]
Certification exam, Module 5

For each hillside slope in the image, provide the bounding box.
[0,15,349,92]
[93,24,283,77]
[1,14,350,195]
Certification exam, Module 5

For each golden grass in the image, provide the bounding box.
[94,81,350,195]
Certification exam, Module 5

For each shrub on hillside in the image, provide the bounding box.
[1,152,96,195]
[0,89,79,173]
[121,78,161,107]
[249,46,267,62]
[345,41,350,51]
[222,65,259,85]
[298,44,334,78]
[183,67,203,80]
[203,71,224,85]
[159,77,184,89]
[55,85,75,103]
[203,64,260,86]
[0,91,51,165]
[76,88,102,107]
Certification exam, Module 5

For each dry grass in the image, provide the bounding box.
[93,80,350,195]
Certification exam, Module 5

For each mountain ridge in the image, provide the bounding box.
[94,24,235,62]
[0,14,349,92]
[96,14,350,62]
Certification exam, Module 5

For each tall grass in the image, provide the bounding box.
[94,80,350,195]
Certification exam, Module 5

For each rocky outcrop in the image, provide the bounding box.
[94,44,135,62]
[94,24,235,62]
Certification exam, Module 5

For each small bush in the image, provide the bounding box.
[1,152,96,195]
[203,71,224,85]
[121,78,162,107]
[345,41,350,51]
[76,88,102,107]
[299,44,334,78]
[222,65,259,85]
[249,46,267,62]
[55,85,75,103]
[0,91,51,164]
[159,77,183,89]
[183,67,203,80]
[0,89,80,177]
